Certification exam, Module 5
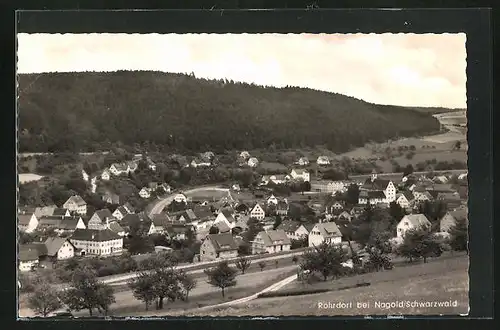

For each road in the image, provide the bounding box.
[148,186,230,216]
[349,169,467,180]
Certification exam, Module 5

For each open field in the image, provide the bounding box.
[180,255,469,316]
[18,173,45,183]
[186,189,229,200]
[375,150,467,172]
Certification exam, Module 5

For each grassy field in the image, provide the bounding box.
[186,190,229,200]
[181,255,469,317]
[375,150,467,172]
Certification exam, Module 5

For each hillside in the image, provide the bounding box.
[18,71,441,153]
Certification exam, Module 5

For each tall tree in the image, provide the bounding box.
[60,266,116,316]
[235,257,252,274]
[27,280,62,317]
[300,242,348,281]
[204,261,238,298]
[448,217,468,254]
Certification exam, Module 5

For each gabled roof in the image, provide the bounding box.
[362,178,391,191]
[184,209,198,221]
[65,195,86,206]
[399,191,414,201]
[206,233,238,251]
[44,237,73,256]
[33,205,57,218]
[19,206,36,214]
[402,214,431,227]
[360,190,386,199]
[18,214,34,226]
[450,209,468,223]
[314,222,342,238]
[115,206,129,215]
[70,228,121,242]
[214,221,231,233]
[298,223,315,232]
[58,217,83,230]
[165,224,192,235]
[38,216,64,227]
[277,220,301,233]
[428,184,455,192]
[193,206,214,219]
[53,208,69,216]
[258,229,291,247]
[221,209,235,223]
[108,221,125,233]
[292,168,308,175]
[151,213,171,227]
[123,203,135,213]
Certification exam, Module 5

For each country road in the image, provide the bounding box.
[148,186,230,216]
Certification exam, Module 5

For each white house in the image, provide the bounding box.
[267,195,279,206]
[294,223,314,239]
[19,245,40,272]
[251,229,291,254]
[139,187,151,199]
[250,203,265,220]
[214,210,236,229]
[87,209,114,230]
[290,169,310,182]
[316,156,330,166]
[63,195,87,215]
[173,193,188,203]
[396,214,432,238]
[396,191,415,209]
[44,237,75,260]
[101,169,111,181]
[239,151,251,159]
[18,213,38,233]
[247,157,259,167]
[308,222,342,247]
[70,228,123,256]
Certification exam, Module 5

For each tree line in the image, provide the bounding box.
[19,71,441,153]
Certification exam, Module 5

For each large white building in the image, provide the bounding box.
[63,195,87,215]
[70,228,123,256]
[290,169,310,182]
[251,230,291,254]
[361,172,397,203]
[249,203,266,220]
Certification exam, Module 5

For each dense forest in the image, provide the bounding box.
[18,71,442,153]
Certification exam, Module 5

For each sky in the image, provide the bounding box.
[17,33,467,108]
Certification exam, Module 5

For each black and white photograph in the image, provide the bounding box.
[17,31,469,318]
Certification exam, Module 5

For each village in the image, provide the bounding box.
[18,149,468,276]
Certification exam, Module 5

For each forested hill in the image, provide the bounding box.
[18,71,441,153]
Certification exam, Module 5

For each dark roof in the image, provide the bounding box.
[450,209,468,222]
[58,217,83,230]
[18,214,33,226]
[115,206,129,215]
[19,244,43,261]
[299,223,315,232]
[193,206,214,219]
[428,184,455,192]
[151,213,171,227]
[53,208,69,216]
[363,178,391,190]
[38,216,64,227]
[207,233,238,252]
[70,228,121,242]
[214,221,231,233]
[315,222,342,238]
[400,191,415,201]
[123,202,135,213]
[65,195,86,206]
[360,190,386,199]
[44,237,73,256]
[259,229,291,247]
[108,221,125,233]
[165,224,192,235]
[221,210,235,223]
[278,220,301,233]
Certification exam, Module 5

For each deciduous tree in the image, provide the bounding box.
[204,261,237,298]
[27,280,62,317]
[235,257,252,274]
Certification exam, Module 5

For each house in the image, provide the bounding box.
[150,213,171,234]
[276,220,301,239]
[173,193,188,204]
[231,183,241,192]
[247,157,259,167]
[101,191,121,205]
[252,230,291,254]
[308,222,343,247]
[350,206,365,216]
[261,174,291,185]
[63,195,87,215]
[433,175,449,184]
[214,210,236,229]
[337,211,353,222]
[440,209,468,233]
[165,224,193,240]
[396,191,415,209]
[18,244,41,272]
[396,214,432,238]
[267,194,279,206]
[101,169,111,181]
[199,233,238,262]
[69,228,123,256]
[316,156,330,166]
[296,157,310,166]
[18,213,38,233]
[358,190,387,205]
[112,205,133,221]
[190,158,211,168]
[87,209,115,230]
[295,223,315,239]
[139,187,151,199]
[109,162,137,176]
[458,173,468,180]
[290,169,310,182]
[437,193,463,210]
[362,172,397,202]
[239,151,251,160]
[261,217,276,231]
[249,203,266,220]
[43,237,75,260]
[276,200,289,216]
